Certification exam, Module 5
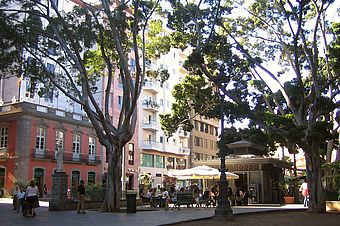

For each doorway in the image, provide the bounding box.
[71,171,80,196]
[235,172,248,192]
[34,168,44,198]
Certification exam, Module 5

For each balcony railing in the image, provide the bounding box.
[143,80,159,93]
[179,147,190,155]
[178,129,189,138]
[141,140,162,151]
[141,120,160,131]
[31,149,101,165]
[142,100,159,112]
[0,147,8,159]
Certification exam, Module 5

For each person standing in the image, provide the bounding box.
[25,180,39,217]
[161,188,170,210]
[43,184,47,198]
[299,179,309,207]
[77,180,86,214]
[12,186,19,210]
[16,188,26,214]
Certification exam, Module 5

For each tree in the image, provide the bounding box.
[164,0,340,213]
[0,0,169,211]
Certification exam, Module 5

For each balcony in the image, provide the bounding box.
[31,149,101,165]
[142,100,159,112]
[178,129,190,138]
[141,120,160,131]
[141,140,162,151]
[143,80,159,93]
[0,147,8,159]
[179,147,190,155]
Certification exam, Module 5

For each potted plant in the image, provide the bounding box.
[273,180,294,204]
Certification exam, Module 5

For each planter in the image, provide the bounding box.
[283,196,294,204]
[326,201,340,211]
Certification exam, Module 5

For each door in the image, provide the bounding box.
[34,168,44,198]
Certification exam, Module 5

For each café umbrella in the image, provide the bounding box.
[167,165,239,180]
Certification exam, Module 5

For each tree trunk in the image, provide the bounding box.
[101,144,122,212]
[305,150,326,213]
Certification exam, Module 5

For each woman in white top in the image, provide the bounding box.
[25,180,39,217]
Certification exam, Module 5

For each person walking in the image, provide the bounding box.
[77,180,86,214]
[299,179,309,207]
[25,180,39,217]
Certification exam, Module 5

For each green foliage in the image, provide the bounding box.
[160,75,218,136]
[86,183,103,192]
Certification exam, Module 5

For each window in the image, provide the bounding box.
[36,127,46,150]
[166,157,174,169]
[51,0,59,7]
[0,168,5,188]
[176,158,186,170]
[194,121,199,130]
[160,99,163,107]
[55,130,64,150]
[141,154,154,167]
[210,125,214,135]
[194,136,200,147]
[118,96,123,109]
[129,58,136,72]
[128,143,134,165]
[48,41,56,55]
[88,136,96,156]
[71,171,80,193]
[73,134,81,154]
[155,155,164,168]
[159,136,164,144]
[46,63,55,74]
[88,172,96,185]
[200,122,204,132]
[204,124,208,133]
[0,127,8,149]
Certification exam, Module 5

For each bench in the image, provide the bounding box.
[173,192,195,210]
[198,196,213,208]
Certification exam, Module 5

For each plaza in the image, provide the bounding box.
[0,198,307,226]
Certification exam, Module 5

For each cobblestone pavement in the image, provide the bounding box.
[0,198,307,226]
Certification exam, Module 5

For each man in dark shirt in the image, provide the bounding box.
[77,180,86,214]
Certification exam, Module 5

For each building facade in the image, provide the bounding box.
[0,101,102,197]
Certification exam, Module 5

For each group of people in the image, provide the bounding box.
[140,183,251,209]
[12,180,40,217]
[142,185,172,210]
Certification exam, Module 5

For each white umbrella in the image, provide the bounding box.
[168,165,239,180]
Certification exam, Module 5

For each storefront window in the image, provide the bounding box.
[155,155,164,168]
[141,154,154,167]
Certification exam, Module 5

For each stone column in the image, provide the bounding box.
[49,172,68,211]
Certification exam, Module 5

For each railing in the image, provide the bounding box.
[141,119,160,130]
[31,149,101,165]
[141,140,162,151]
[143,80,159,92]
[0,147,8,158]
[178,129,189,138]
[179,147,190,155]
[0,102,90,124]
[142,100,159,111]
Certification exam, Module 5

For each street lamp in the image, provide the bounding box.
[213,79,234,221]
